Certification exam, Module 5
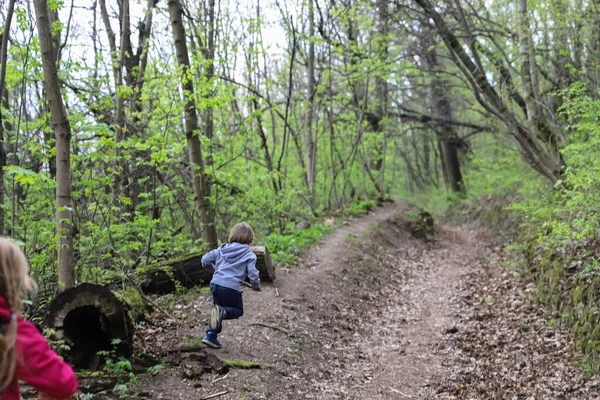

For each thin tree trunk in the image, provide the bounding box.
[306,0,317,202]
[34,0,75,291]
[99,0,119,86]
[203,0,216,167]
[113,0,130,204]
[420,22,464,195]
[244,5,279,195]
[380,136,387,193]
[587,0,600,98]
[168,0,217,249]
[360,148,382,193]
[438,139,449,189]
[517,0,541,141]
[202,0,218,239]
[377,0,389,193]
[423,133,431,184]
[442,136,463,194]
[42,2,61,179]
[135,0,155,93]
[0,0,16,236]
[517,0,562,159]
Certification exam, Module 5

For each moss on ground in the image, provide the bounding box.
[222,359,261,369]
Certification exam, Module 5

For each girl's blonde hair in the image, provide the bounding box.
[228,222,254,245]
[0,238,36,390]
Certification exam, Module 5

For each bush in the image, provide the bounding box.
[346,200,377,216]
[264,224,332,264]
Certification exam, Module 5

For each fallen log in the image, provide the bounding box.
[44,283,136,370]
[138,246,275,294]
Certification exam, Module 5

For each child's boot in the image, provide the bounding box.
[210,305,226,332]
[202,331,222,349]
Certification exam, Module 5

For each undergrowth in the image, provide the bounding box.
[262,199,377,264]
[264,224,332,264]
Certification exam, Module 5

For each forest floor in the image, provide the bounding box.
[131,201,600,399]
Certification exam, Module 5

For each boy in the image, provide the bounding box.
[201,222,261,348]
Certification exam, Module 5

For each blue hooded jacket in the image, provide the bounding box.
[201,243,260,292]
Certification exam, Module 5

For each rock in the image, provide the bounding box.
[77,374,119,394]
[180,350,229,379]
[295,221,311,230]
[511,300,523,309]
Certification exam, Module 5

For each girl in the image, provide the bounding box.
[0,238,78,399]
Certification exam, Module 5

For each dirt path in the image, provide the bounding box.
[133,201,596,400]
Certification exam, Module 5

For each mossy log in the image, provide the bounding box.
[44,283,136,371]
[138,246,275,295]
[406,210,435,239]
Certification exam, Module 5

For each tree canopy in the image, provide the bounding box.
[0,0,598,293]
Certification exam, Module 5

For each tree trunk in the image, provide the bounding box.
[45,283,135,370]
[423,133,431,183]
[517,0,541,141]
[0,0,16,236]
[517,0,562,158]
[99,0,119,86]
[587,0,600,98]
[168,0,218,249]
[34,0,75,291]
[306,0,317,202]
[420,20,464,195]
[112,0,130,204]
[442,137,463,194]
[376,0,389,192]
[200,0,218,241]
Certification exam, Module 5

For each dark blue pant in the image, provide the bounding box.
[206,283,244,335]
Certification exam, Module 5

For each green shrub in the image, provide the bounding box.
[346,199,377,216]
[263,224,332,264]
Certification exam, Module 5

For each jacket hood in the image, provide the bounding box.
[219,243,251,263]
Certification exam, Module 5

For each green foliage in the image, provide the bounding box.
[346,200,376,216]
[263,224,332,264]
[574,355,598,377]
[98,344,136,388]
[4,166,55,186]
[510,85,600,249]
[346,234,357,244]
[43,328,71,352]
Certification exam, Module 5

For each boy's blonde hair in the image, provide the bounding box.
[0,238,37,390]
[228,222,254,245]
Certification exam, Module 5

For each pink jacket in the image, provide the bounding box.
[0,297,78,399]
